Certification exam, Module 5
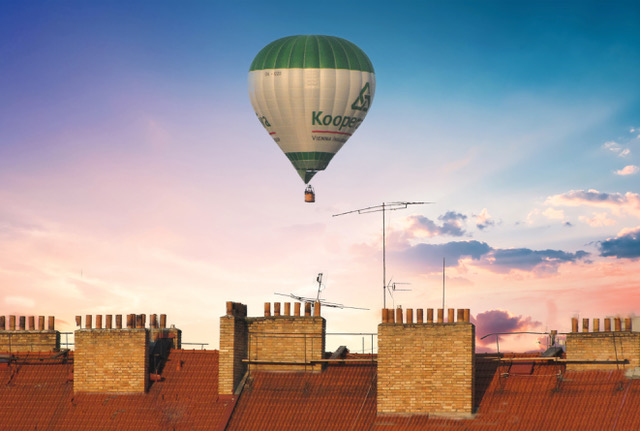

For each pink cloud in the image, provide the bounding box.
[615,165,639,176]
[545,189,640,219]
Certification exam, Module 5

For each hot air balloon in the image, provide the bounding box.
[248,35,376,202]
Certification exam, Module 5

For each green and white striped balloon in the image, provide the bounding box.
[249,35,375,184]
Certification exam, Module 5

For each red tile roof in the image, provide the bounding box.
[4,349,640,429]
[0,350,232,430]
[227,362,377,430]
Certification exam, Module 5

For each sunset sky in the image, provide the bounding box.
[1,1,639,352]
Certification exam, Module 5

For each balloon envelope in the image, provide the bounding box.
[248,35,375,183]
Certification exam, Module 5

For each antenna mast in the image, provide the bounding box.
[442,257,445,311]
[333,201,431,309]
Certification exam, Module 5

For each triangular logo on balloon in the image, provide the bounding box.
[351,82,372,112]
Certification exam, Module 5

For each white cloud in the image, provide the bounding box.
[615,165,639,176]
[542,207,565,221]
[579,212,617,227]
[603,141,631,157]
[545,189,640,219]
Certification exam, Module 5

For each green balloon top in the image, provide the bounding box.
[249,35,374,73]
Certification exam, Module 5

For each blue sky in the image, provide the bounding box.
[1,0,639,352]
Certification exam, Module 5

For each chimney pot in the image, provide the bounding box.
[116,314,123,329]
[604,318,611,332]
[294,302,301,316]
[48,316,55,331]
[0,316,5,330]
[448,309,455,323]
[305,302,311,316]
[615,318,622,332]
[136,314,144,328]
[388,309,395,324]
[464,309,470,323]
[96,315,102,329]
[427,309,434,324]
[226,301,234,316]
[625,317,632,332]
[417,308,424,323]
[381,309,388,323]
[457,309,465,322]
[75,316,82,327]
[28,316,35,330]
[284,302,291,316]
[19,316,26,331]
[571,317,578,333]
[593,318,600,332]
[151,314,157,328]
[406,308,413,324]
[437,309,444,323]
[274,302,281,316]
[264,302,271,317]
[314,301,321,317]
[86,315,93,329]
[106,315,113,329]
[160,314,167,328]
[395,307,403,324]
[582,318,589,332]
[9,316,16,331]
[38,316,45,330]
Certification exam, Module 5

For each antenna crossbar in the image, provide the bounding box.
[333,201,433,308]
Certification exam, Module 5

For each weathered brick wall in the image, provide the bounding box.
[0,332,60,352]
[219,302,248,395]
[0,315,59,352]
[377,308,475,416]
[74,328,149,393]
[246,315,325,372]
[219,301,326,395]
[566,317,640,371]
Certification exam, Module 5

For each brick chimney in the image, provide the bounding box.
[219,302,249,395]
[377,307,475,416]
[0,315,59,352]
[566,315,640,371]
[219,301,326,395]
[74,313,175,394]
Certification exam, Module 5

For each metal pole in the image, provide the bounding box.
[382,203,386,309]
[333,201,432,310]
[442,257,445,311]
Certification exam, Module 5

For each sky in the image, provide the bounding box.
[1,0,639,353]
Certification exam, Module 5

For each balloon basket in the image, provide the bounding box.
[305,185,315,203]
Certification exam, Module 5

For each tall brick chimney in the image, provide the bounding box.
[74,313,175,394]
[219,301,326,395]
[377,307,475,416]
[219,302,249,395]
[566,315,640,371]
[0,315,59,352]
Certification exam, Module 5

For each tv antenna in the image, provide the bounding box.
[275,273,369,310]
[333,201,432,308]
[386,278,411,309]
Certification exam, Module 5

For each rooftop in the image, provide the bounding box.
[1,307,639,429]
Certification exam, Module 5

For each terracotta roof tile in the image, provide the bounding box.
[227,363,377,430]
[0,349,232,430]
[5,348,640,429]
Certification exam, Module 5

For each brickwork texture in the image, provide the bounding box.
[219,302,326,395]
[567,316,640,371]
[74,329,149,393]
[378,309,475,415]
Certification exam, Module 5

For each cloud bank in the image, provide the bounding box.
[598,227,640,259]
